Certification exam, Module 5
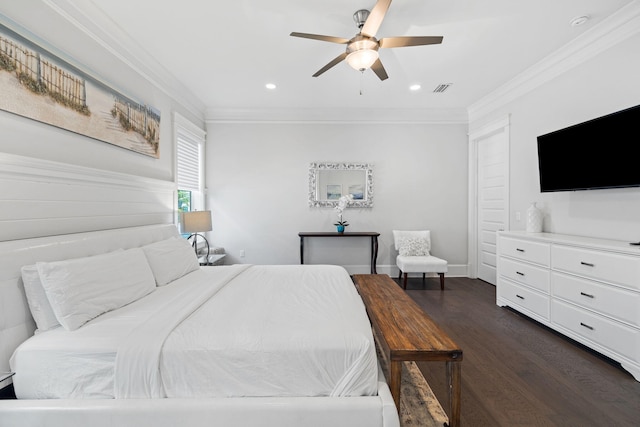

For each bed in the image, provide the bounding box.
[0,224,399,427]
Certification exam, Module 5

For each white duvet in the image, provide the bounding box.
[11,265,378,399]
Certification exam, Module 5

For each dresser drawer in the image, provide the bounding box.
[551,245,640,290]
[552,300,639,362]
[499,237,550,267]
[552,272,639,327]
[499,278,549,319]
[499,257,550,293]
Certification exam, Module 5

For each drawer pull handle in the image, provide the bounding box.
[580,261,595,267]
[580,292,595,299]
[516,271,525,276]
[580,322,594,331]
[516,248,525,252]
[516,294,525,300]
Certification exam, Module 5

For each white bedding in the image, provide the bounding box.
[10,264,378,400]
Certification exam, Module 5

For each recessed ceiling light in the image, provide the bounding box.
[409,84,421,91]
[265,83,277,90]
[570,15,590,27]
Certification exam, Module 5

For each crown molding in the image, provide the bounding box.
[39,0,205,121]
[468,1,640,123]
[205,107,469,125]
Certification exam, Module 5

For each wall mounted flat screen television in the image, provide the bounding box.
[537,104,640,192]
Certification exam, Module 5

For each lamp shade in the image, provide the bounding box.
[181,210,212,233]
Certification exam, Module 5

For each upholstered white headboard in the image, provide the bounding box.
[0,224,180,386]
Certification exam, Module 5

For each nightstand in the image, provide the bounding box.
[199,253,226,266]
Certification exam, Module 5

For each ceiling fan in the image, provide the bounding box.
[290,0,443,81]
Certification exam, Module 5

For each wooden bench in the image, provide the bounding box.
[353,274,463,427]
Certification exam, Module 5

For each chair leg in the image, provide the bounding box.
[422,273,426,284]
[403,273,408,289]
[398,269,402,281]
[439,273,445,290]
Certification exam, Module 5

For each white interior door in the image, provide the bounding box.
[476,127,509,285]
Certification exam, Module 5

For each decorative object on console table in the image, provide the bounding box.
[526,202,543,232]
[333,194,353,233]
[181,210,213,259]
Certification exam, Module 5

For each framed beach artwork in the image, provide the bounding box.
[0,23,161,158]
[326,184,342,200]
[349,184,364,200]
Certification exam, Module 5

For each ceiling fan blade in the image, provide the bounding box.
[370,58,389,81]
[360,0,392,38]
[379,36,443,48]
[290,32,350,44]
[312,52,348,77]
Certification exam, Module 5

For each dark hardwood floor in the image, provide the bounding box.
[399,276,640,427]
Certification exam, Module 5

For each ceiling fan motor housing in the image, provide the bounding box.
[353,9,370,28]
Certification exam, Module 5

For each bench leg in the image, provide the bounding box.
[446,360,462,427]
[403,273,408,289]
[439,273,445,290]
[390,360,402,411]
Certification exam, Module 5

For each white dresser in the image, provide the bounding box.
[497,231,640,381]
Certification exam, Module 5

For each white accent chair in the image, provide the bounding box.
[392,230,448,290]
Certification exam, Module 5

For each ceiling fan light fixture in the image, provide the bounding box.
[345,37,379,71]
[346,49,379,71]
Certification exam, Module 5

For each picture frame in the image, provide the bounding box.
[0,22,161,158]
[326,184,342,200]
[348,184,364,200]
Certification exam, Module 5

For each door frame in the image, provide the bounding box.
[467,115,510,279]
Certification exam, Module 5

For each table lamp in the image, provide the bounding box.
[181,210,212,259]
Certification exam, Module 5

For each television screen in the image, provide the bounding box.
[537,104,640,192]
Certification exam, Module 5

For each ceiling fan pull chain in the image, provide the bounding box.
[360,70,365,95]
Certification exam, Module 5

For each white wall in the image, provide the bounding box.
[206,122,469,275]
[470,33,640,242]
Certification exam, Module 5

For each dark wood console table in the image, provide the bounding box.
[298,232,380,274]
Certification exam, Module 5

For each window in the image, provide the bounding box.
[175,113,206,212]
[177,189,191,212]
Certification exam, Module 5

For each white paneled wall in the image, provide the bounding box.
[0,153,176,242]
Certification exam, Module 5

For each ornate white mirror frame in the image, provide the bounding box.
[308,162,373,208]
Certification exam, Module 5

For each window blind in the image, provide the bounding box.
[176,129,200,191]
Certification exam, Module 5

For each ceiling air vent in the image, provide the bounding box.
[433,83,452,93]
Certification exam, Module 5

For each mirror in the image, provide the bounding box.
[308,162,373,208]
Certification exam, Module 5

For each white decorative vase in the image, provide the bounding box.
[526,202,543,233]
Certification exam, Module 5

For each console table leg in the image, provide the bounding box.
[300,236,304,264]
[371,236,379,274]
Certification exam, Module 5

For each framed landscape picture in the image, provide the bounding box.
[326,184,342,200]
[0,23,161,158]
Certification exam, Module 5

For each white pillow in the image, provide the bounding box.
[21,264,60,332]
[37,248,156,331]
[398,237,430,257]
[142,237,200,286]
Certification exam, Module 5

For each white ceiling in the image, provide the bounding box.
[2,0,636,120]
